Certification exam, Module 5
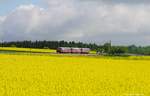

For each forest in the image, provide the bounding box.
[0,40,150,55]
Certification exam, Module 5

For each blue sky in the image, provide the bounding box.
[0,0,40,16]
[0,0,150,45]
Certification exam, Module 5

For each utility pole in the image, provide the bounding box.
[30,40,31,55]
[2,39,3,48]
[108,40,112,54]
[109,40,112,46]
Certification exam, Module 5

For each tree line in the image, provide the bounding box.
[0,40,150,55]
[0,40,99,50]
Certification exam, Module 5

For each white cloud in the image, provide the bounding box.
[0,16,5,22]
[0,0,150,45]
[0,16,6,39]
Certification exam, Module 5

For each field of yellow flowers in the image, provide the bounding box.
[0,47,56,53]
[0,54,150,96]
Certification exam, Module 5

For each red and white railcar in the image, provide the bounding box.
[81,48,90,54]
[57,47,71,53]
[71,48,81,53]
[57,47,90,54]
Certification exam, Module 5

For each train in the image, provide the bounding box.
[57,47,90,54]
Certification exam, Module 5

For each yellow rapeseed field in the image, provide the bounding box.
[0,47,56,53]
[0,54,150,96]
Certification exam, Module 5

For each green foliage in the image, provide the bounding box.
[128,45,150,55]
[0,40,99,50]
[109,46,127,55]
[11,44,16,48]
[103,42,111,53]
